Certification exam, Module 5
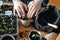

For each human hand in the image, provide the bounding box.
[27,0,43,18]
[13,0,28,18]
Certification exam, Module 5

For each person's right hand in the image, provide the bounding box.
[13,0,27,18]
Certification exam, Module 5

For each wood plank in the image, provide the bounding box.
[16,21,58,40]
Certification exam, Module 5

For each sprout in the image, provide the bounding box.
[36,34,40,38]
[11,28,15,30]
[0,24,2,27]
[25,15,28,20]
[30,31,41,40]
[11,21,13,25]
[9,28,15,31]
[10,18,12,20]
[4,22,6,24]
[22,13,28,20]
[0,29,5,32]
[32,34,40,38]
[3,19,5,22]
[32,34,35,38]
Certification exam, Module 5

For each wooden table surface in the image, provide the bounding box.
[15,20,60,40]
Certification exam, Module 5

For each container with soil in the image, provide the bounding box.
[20,13,33,26]
[29,30,42,40]
[0,14,18,36]
[1,34,15,40]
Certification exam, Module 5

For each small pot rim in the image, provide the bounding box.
[0,34,15,40]
[20,19,33,22]
[28,30,42,40]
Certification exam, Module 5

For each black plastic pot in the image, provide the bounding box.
[33,5,60,32]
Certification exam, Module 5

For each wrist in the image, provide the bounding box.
[33,0,42,2]
[12,0,21,4]
[12,0,21,2]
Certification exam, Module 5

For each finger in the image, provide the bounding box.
[35,8,40,16]
[16,9,21,17]
[18,6,23,15]
[28,3,36,16]
[18,6,25,18]
[28,5,40,18]
[19,5,25,15]
[29,9,37,18]
[35,6,42,16]
[28,5,36,17]
[28,1,33,8]
[22,3,28,11]
[13,8,16,16]
[28,3,31,8]
[27,5,34,17]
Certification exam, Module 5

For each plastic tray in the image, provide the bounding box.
[0,14,18,36]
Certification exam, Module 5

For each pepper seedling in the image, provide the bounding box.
[0,29,5,32]
[22,13,28,20]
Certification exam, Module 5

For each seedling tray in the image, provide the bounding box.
[0,14,18,36]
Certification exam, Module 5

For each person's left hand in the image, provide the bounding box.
[27,0,43,18]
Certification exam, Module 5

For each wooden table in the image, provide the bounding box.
[16,20,60,40]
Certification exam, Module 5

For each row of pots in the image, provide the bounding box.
[0,30,42,40]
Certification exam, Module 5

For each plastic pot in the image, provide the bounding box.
[0,34,15,40]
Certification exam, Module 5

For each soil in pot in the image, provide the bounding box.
[29,31,41,40]
[1,36,14,40]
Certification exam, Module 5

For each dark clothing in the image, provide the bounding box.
[21,0,33,5]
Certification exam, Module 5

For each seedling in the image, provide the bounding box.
[22,13,28,20]
[30,31,41,40]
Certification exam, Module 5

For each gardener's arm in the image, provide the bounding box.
[12,0,27,18]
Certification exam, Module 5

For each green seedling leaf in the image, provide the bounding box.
[32,34,40,38]
[0,29,5,32]
[11,22,13,25]
[9,28,15,31]
[0,25,2,27]
[36,34,40,38]
[32,34,35,38]
[11,28,15,30]
[25,14,28,20]
[22,13,28,20]
[4,22,6,24]
[10,18,12,20]
[3,19,5,22]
